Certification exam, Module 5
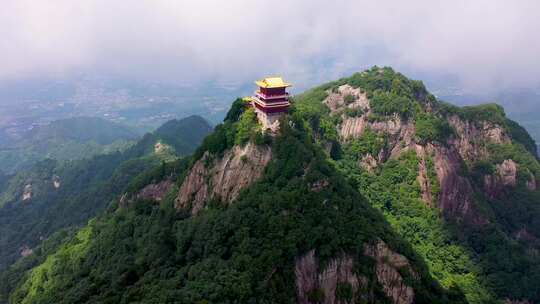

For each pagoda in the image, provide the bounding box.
[249,76,292,131]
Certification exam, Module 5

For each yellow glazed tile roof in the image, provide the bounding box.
[255,77,291,88]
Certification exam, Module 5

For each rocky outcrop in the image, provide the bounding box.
[415,146,433,205]
[22,184,32,202]
[429,144,486,224]
[322,83,524,225]
[309,179,329,192]
[359,154,378,172]
[483,159,519,199]
[514,228,538,244]
[295,250,367,304]
[324,85,369,114]
[340,117,368,140]
[387,122,416,159]
[447,115,510,163]
[137,180,174,202]
[20,245,33,257]
[324,85,370,140]
[175,143,272,214]
[52,175,61,189]
[295,240,417,304]
[364,240,416,304]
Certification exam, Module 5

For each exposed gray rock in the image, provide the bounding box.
[295,250,368,304]
[364,240,416,304]
[137,180,174,202]
[484,159,519,199]
[176,143,272,214]
[447,115,510,163]
[295,240,417,304]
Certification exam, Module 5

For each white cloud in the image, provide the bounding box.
[1,0,539,90]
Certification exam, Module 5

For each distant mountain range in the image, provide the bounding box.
[0,117,140,174]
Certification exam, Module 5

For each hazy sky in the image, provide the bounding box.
[2,0,540,91]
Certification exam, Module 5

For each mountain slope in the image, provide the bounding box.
[0,115,211,278]
[0,117,140,174]
[3,102,466,304]
[5,69,540,303]
[293,67,540,303]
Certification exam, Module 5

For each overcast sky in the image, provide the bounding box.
[1,0,540,92]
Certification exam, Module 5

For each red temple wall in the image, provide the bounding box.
[258,97,288,103]
[260,87,287,96]
[254,102,289,114]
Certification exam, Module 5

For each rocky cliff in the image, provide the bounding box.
[321,82,537,225]
[175,142,272,214]
[295,240,417,304]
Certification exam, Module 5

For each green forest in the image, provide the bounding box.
[0,116,212,279]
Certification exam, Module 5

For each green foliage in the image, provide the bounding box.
[487,143,540,185]
[224,98,246,122]
[0,171,8,194]
[335,282,353,301]
[425,156,441,202]
[235,108,260,145]
[506,119,538,156]
[125,158,190,195]
[290,89,340,144]
[343,107,364,118]
[5,117,462,304]
[152,115,213,154]
[10,226,93,304]
[336,152,496,304]
[308,288,325,303]
[415,113,454,143]
[193,108,265,161]
[333,67,433,119]
[470,160,496,185]
[0,227,78,302]
[0,116,211,274]
[370,91,416,118]
[343,94,356,104]
[343,128,387,158]
[461,104,507,126]
[193,122,236,159]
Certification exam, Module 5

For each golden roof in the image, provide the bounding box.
[255,77,291,88]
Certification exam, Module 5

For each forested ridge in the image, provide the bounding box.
[2,103,466,304]
[0,115,212,286]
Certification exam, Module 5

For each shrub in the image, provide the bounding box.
[344,94,356,104]
[235,108,260,145]
[414,113,453,143]
[344,107,364,118]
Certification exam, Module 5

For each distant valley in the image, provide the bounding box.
[0,77,247,140]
